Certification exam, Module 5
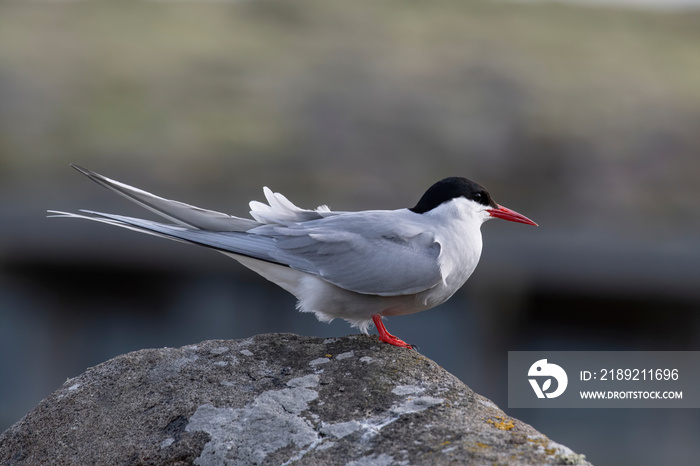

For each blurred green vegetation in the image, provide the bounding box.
[1,0,699,222]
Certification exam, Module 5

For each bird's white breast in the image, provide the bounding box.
[413,199,485,309]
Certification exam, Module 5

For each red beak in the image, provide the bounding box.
[487,205,538,226]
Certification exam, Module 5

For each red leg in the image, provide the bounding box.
[372,315,415,349]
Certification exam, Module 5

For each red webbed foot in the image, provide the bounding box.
[372,314,417,350]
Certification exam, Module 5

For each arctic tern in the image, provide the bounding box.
[50,165,537,349]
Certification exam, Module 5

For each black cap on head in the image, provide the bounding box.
[409,177,497,214]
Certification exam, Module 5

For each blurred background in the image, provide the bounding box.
[1,0,699,464]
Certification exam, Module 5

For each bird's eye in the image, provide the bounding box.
[469,190,490,206]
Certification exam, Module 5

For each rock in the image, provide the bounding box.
[0,333,591,465]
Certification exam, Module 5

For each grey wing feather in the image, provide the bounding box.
[252,212,444,296]
[49,210,443,296]
[48,210,284,265]
[54,166,443,296]
[70,165,337,230]
[70,164,260,232]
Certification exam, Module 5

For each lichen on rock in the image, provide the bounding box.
[0,333,591,465]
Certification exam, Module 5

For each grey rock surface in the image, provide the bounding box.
[0,333,591,465]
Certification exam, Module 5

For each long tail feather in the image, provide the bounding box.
[48,210,285,266]
[70,164,259,232]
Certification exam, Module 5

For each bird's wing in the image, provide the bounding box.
[251,211,444,296]
[48,209,444,297]
[69,164,260,232]
[70,165,337,230]
[54,166,442,296]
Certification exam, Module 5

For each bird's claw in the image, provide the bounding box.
[372,314,417,350]
[377,333,417,350]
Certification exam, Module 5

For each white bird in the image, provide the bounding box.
[50,165,537,349]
